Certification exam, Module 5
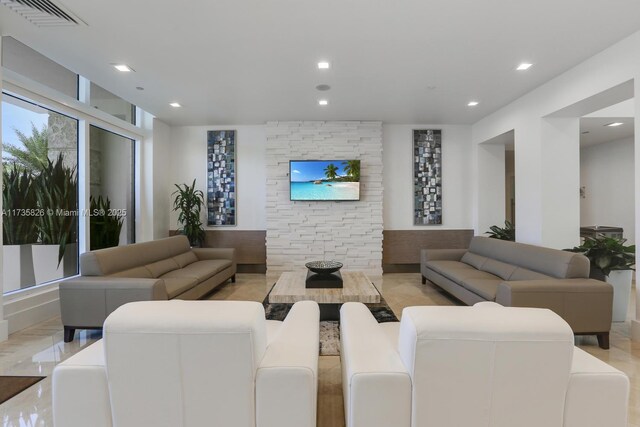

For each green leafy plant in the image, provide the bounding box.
[34,153,77,266]
[2,163,39,245]
[90,195,124,250]
[485,220,515,241]
[172,179,205,247]
[566,235,635,278]
[3,123,50,173]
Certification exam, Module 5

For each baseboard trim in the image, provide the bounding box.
[4,286,60,334]
[237,264,267,274]
[632,319,640,342]
[383,264,420,273]
[0,320,8,342]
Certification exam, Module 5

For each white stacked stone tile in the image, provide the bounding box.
[265,121,384,277]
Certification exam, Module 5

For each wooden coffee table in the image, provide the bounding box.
[269,271,380,320]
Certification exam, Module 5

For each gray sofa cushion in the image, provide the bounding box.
[508,267,552,281]
[81,235,192,276]
[460,279,502,300]
[163,277,199,299]
[467,237,589,279]
[460,252,488,270]
[481,259,517,280]
[426,260,501,285]
[146,258,180,278]
[161,260,232,282]
[109,266,153,278]
[173,251,198,268]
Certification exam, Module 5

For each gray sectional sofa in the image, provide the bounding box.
[421,236,613,348]
[59,235,236,342]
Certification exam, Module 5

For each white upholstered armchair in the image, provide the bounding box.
[340,301,629,427]
[53,300,319,427]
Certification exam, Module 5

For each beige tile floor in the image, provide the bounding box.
[0,273,638,426]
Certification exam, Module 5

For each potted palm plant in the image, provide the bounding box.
[172,179,206,247]
[566,235,635,321]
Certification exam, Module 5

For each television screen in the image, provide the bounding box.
[290,160,361,201]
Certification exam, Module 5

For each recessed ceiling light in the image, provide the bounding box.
[169,102,181,108]
[318,99,328,106]
[467,101,479,107]
[605,122,623,127]
[317,61,330,69]
[136,86,144,91]
[516,63,533,71]
[113,64,134,72]
[316,84,331,91]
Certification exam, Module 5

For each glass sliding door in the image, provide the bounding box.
[89,126,135,249]
[2,93,79,294]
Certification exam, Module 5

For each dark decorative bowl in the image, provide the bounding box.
[305,260,343,274]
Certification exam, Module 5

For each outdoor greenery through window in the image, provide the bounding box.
[2,93,79,294]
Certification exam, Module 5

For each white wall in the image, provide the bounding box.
[580,136,635,245]
[152,119,171,239]
[383,125,473,230]
[169,125,266,230]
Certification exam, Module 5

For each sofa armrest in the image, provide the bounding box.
[53,340,112,427]
[59,277,168,327]
[421,248,467,263]
[256,301,319,427]
[340,302,411,427]
[495,279,612,333]
[564,347,629,427]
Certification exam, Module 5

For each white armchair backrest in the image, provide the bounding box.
[103,300,267,427]
[398,303,574,427]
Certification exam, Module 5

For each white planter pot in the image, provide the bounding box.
[606,270,633,322]
[32,243,78,285]
[2,244,36,293]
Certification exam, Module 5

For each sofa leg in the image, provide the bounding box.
[597,332,610,350]
[231,274,236,283]
[421,275,426,285]
[64,326,75,343]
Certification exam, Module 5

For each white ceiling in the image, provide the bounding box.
[580,117,634,147]
[2,0,640,126]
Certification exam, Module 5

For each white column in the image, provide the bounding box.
[514,122,544,244]
[136,111,155,242]
[540,117,581,249]
[475,143,506,236]
[632,77,640,341]
[78,121,90,254]
[513,118,580,249]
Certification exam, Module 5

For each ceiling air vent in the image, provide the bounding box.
[0,0,86,27]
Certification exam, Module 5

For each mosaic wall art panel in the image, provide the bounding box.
[413,129,442,225]
[207,130,236,226]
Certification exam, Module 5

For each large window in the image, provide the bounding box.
[2,94,79,294]
[89,83,136,125]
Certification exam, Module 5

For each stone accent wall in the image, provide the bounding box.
[47,112,77,169]
[266,121,384,276]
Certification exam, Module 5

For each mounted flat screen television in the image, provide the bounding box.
[290,160,361,201]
